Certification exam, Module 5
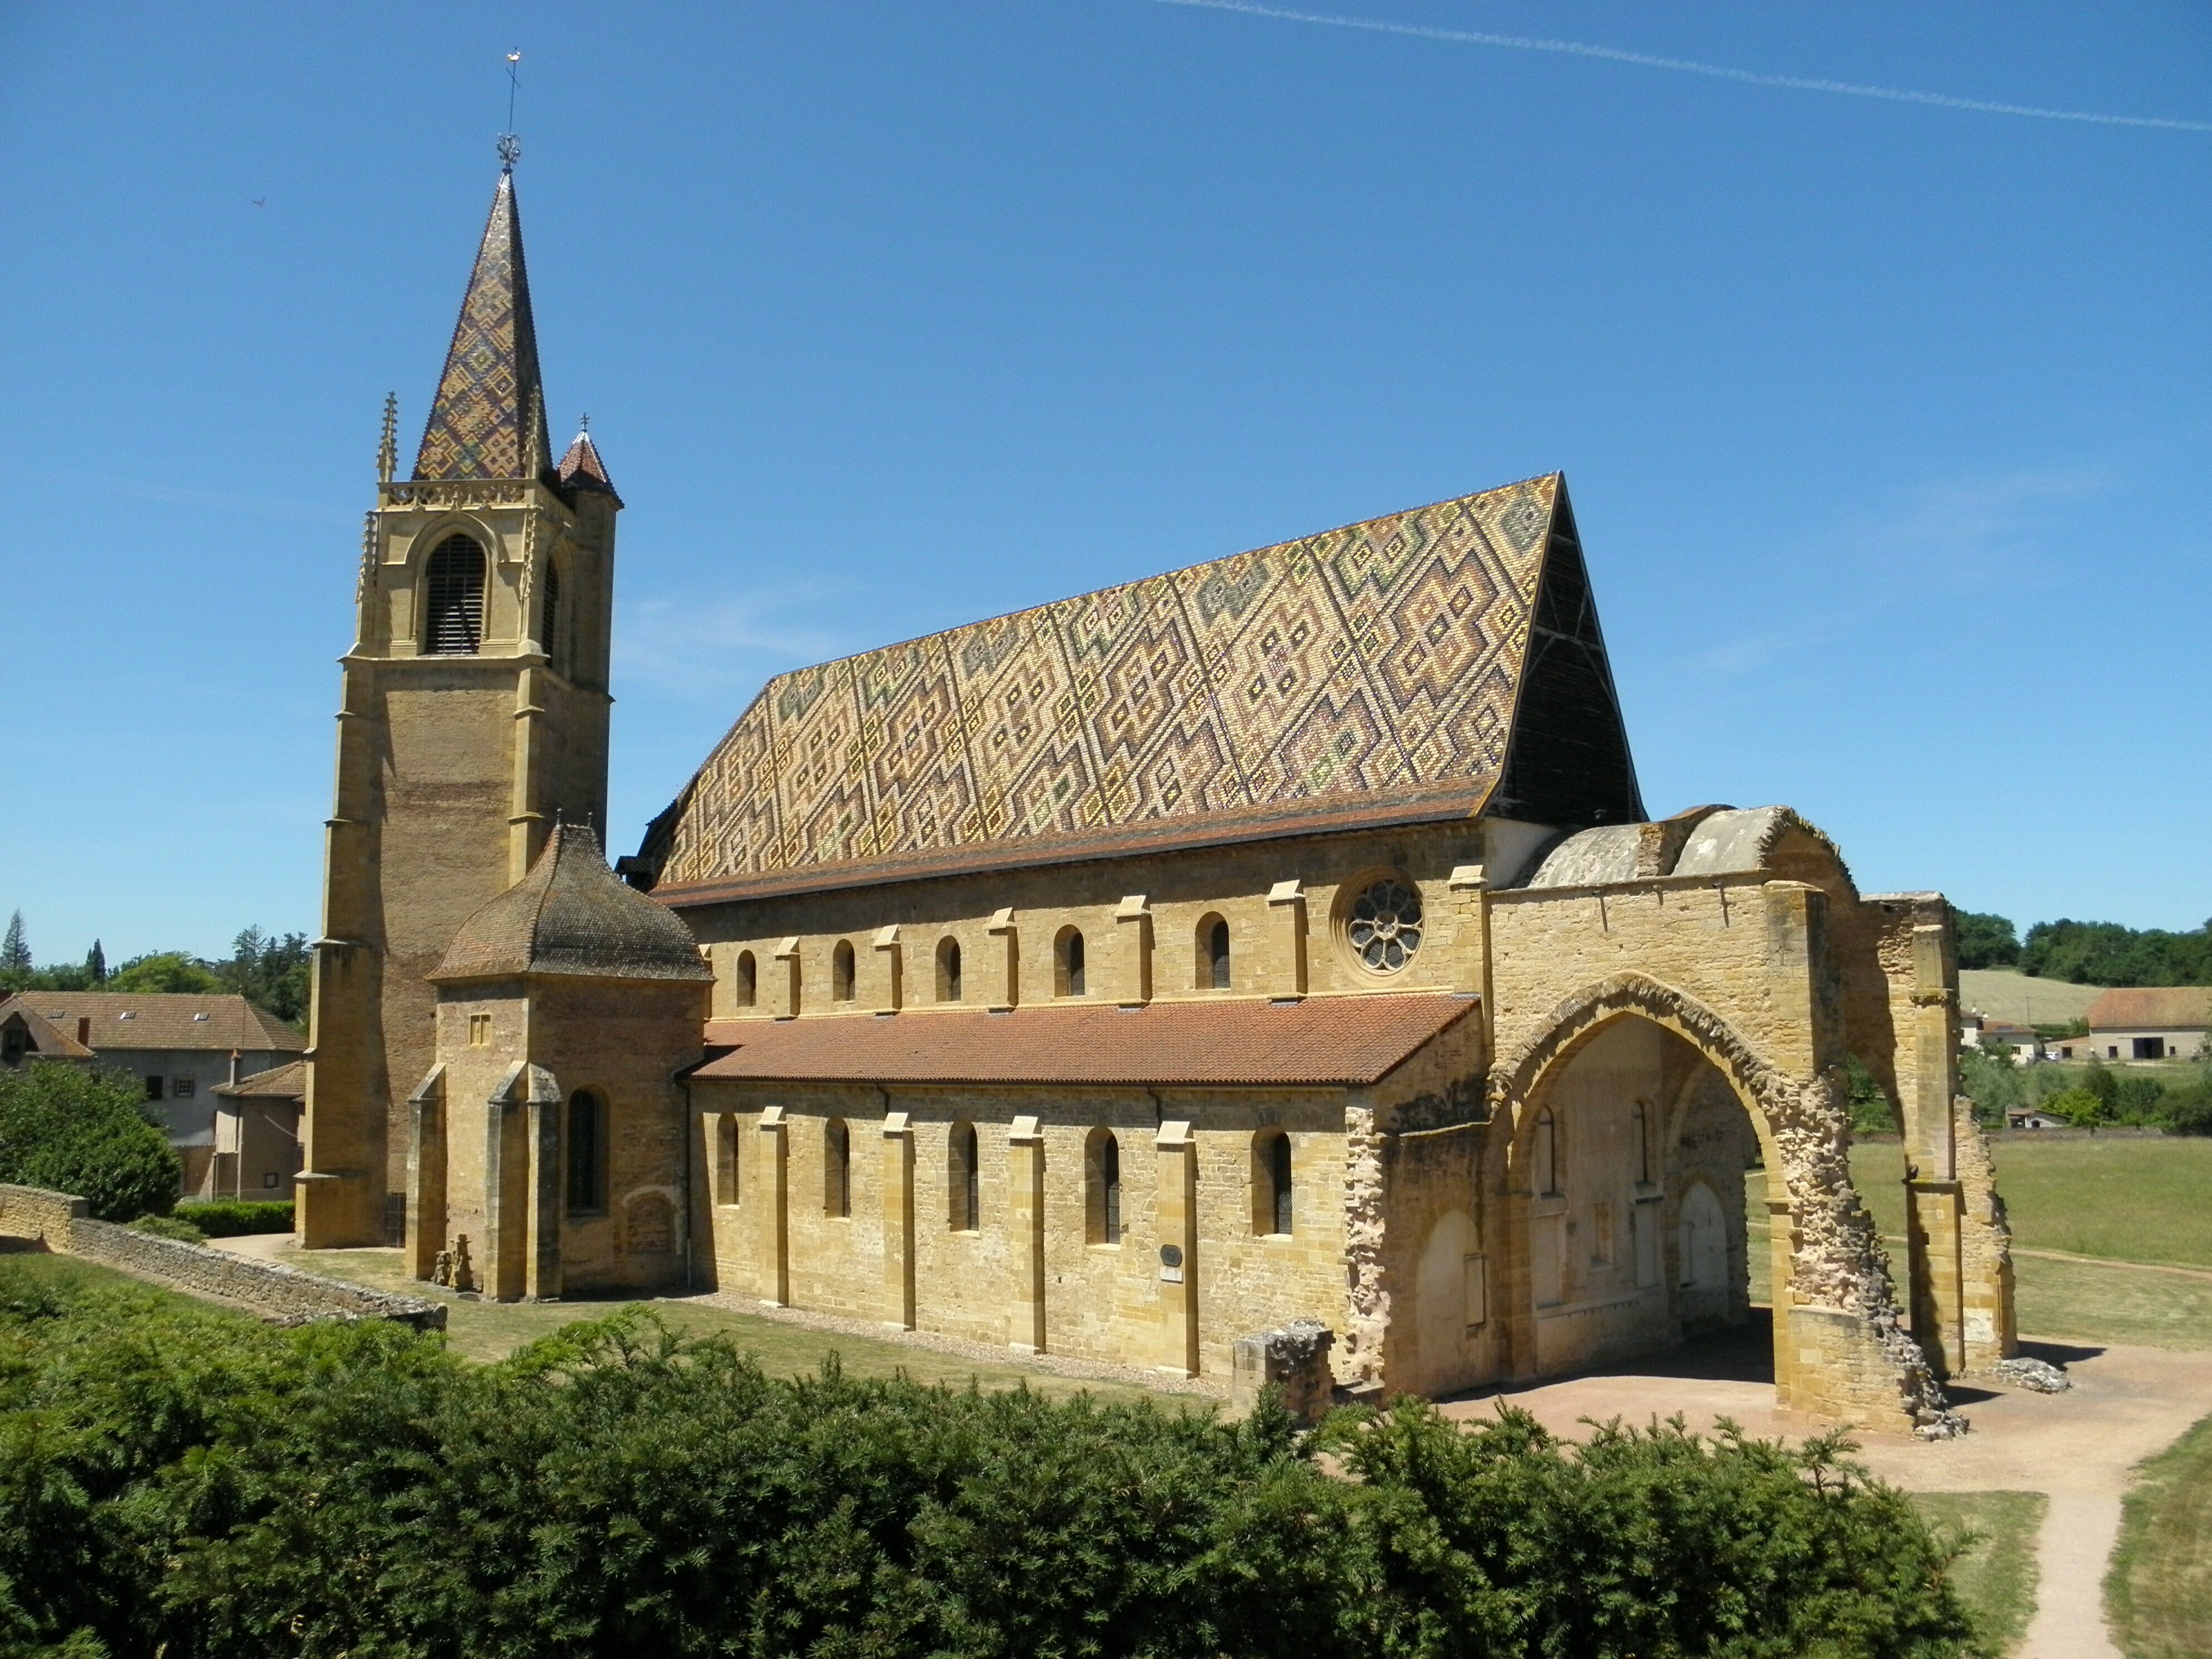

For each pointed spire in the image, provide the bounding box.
[376,392,397,483]
[413,170,551,481]
[555,417,617,498]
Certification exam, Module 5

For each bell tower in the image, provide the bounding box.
[297,157,623,1248]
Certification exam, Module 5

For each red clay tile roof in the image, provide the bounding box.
[691,992,1477,1088]
[2085,987,2212,1032]
[214,1060,306,1100]
[19,992,302,1054]
[0,996,95,1060]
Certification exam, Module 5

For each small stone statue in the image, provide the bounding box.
[430,1248,454,1288]
[450,1234,476,1294]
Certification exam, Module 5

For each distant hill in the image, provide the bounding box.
[1958,969,2101,1026]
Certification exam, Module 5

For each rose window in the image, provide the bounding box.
[1348,879,1422,972]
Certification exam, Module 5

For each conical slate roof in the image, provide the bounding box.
[413,169,552,482]
[433,824,714,983]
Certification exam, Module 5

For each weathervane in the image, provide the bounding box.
[497,51,522,170]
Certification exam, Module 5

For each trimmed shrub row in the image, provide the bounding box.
[0,1258,1976,1659]
[174,1199,295,1236]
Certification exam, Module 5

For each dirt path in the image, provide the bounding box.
[1439,1337,2212,1658]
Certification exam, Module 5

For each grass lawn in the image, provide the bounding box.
[285,1245,1159,1399]
[1845,1138,2212,1272]
[1909,1491,2046,1659]
[1957,969,2102,1026]
[1745,1151,2212,1349]
[2106,1413,2212,1659]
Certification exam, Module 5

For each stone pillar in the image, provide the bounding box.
[1265,881,1307,1000]
[1901,909,1966,1374]
[986,908,1020,1011]
[1114,896,1152,1008]
[1766,1196,1799,1403]
[1905,1178,1966,1377]
[881,1109,915,1330]
[772,939,802,1020]
[524,1093,563,1302]
[754,1105,789,1306]
[483,1098,526,1302]
[1009,1114,1047,1352]
[1954,1098,2017,1370]
[1154,1119,1200,1376]
[873,925,903,1013]
[405,1066,447,1282]
[1230,1320,1336,1423]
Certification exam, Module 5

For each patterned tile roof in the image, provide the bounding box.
[645,473,1642,901]
[18,993,303,1055]
[692,992,1478,1087]
[413,170,551,482]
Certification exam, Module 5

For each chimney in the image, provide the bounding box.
[76,1017,91,1047]
[228,1049,241,1088]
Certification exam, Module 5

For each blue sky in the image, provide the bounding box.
[2,1,2206,965]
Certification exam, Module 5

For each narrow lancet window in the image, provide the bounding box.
[566,1090,605,1212]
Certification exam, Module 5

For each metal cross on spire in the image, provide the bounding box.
[497,51,523,171]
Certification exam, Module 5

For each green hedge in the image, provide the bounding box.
[173,1199,295,1236]
[0,1257,1976,1659]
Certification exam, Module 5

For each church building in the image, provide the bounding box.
[295,159,2016,1434]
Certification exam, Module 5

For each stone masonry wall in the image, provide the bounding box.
[0,1182,444,1330]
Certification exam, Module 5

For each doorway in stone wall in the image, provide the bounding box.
[1512,1013,1773,1389]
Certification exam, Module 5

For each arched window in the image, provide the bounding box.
[1534,1107,1560,1197]
[423,534,487,655]
[1055,927,1086,997]
[832,940,856,1003]
[566,1090,605,1212]
[949,1122,979,1232]
[1197,914,1231,990]
[1254,1130,1293,1236]
[715,1114,740,1205]
[1087,1127,1122,1245]
[824,1118,851,1217]
[541,559,561,662]
[734,950,757,1008]
[935,936,963,1003]
[1632,1100,1652,1185]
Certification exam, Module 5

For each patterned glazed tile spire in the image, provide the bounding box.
[413,170,551,481]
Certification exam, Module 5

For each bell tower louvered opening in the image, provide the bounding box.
[424,534,487,654]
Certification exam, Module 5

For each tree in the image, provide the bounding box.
[0,1061,180,1220]
[106,952,225,995]
[1953,910,2020,969]
[215,926,311,1025]
[85,939,106,984]
[1,910,28,975]
[2019,918,2212,986]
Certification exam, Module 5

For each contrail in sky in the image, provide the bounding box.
[1149,0,2212,134]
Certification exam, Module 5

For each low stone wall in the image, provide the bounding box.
[0,1182,85,1246]
[0,1182,444,1331]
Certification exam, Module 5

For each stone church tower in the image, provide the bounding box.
[297,161,622,1248]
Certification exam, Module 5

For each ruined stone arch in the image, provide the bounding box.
[1486,971,1953,1429]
